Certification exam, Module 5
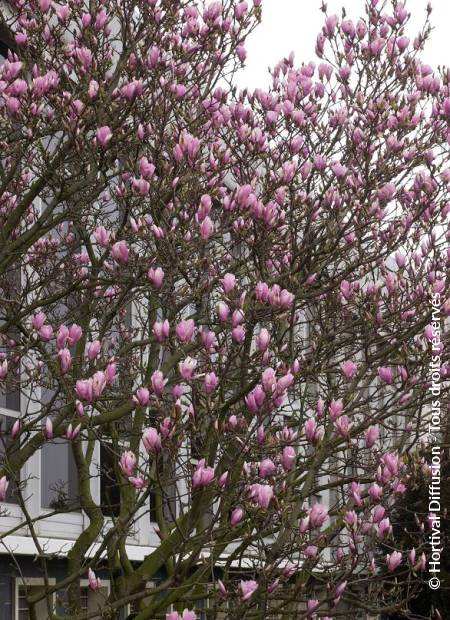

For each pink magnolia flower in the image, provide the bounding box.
[11,419,21,440]
[249,483,274,509]
[307,599,319,617]
[0,476,9,501]
[386,550,402,572]
[204,372,218,394]
[341,359,357,378]
[139,156,155,179]
[142,427,162,454]
[148,266,165,288]
[179,357,197,380]
[304,545,319,559]
[192,459,215,489]
[329,398,343,421]
[230,507,244,526]
[262,367,276,392]
[58,348,72,374]
[66,423,81,441]
[216,301,230,322]
[218,471,229,488]
[199,216,214,240]
[88,568,101,591]
[232,325,245,343]
[76,379,93,403]
[365,426,379,448]
[111,240,129,264]
[217,579,227,597]
[281,446,296,471]
[369,483,383,502]
[56,326,68,350]
[222,272,236,293]
[91,371,106,398]
[119,451,137,477]
[39,325,53,341]
[240,579,258,602]
[105,362,117,385]
[378,366,394,384]
[87,340,101,361]
[256,328,270,351]
[129,477,146,489]
[134,387,150,407]
[30,310,45,329]
[96,126,112,148]
[153,320,170,342]
[175,319,195,342]
[68,324,83,346]
[309,503,328,529]
[259,458,276,478]
[151,370,167,396]
[44,417,53,440]
[0,360,8,379]
[335,414,351,437]
[377,517,392,540]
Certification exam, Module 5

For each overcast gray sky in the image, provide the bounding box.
[237,0,450,90]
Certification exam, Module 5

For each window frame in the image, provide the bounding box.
[14,577,56,620]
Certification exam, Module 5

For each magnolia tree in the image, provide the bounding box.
[0,0,449,618]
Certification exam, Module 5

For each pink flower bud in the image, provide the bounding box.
[151,370,167,396]
[341,360,357,379]
[281,446,296,471]
[230,507,244,526]
[111,240,129,264]
[378,367,394,385]
[142,427,162,453]
[222,273,236,293]
[134,387,150,407]
[119,451,137,477]
[365,426,379,448]
[139,157,155,179]
[68,324,82,346]
[96,126,112,148]
[216,301,230,322]
[153,320,170,342]
[179,357,197,380]
[240,580,258,602]
[44,417,53,439]
[259,458,276,478]
[176,319,195,343]
[192,459,215,489]
[88,568,101,591]
[148,267,165,288]
[232,325,245,343]
[58,348,72,374]
[309,503,328,529]
[204,372,218,394]
[39,325,53,341]
[87,340,101,361]
[0,476,9,501]
[32,312,46,330]
[386,550,402,572]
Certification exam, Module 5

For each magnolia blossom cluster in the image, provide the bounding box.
[0,0,448,618]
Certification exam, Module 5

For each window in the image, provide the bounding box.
[41,438,79,510]
[55,581,110,618]
[80,580,110,618]
[15,578,56,620]
[126,581,156,616]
